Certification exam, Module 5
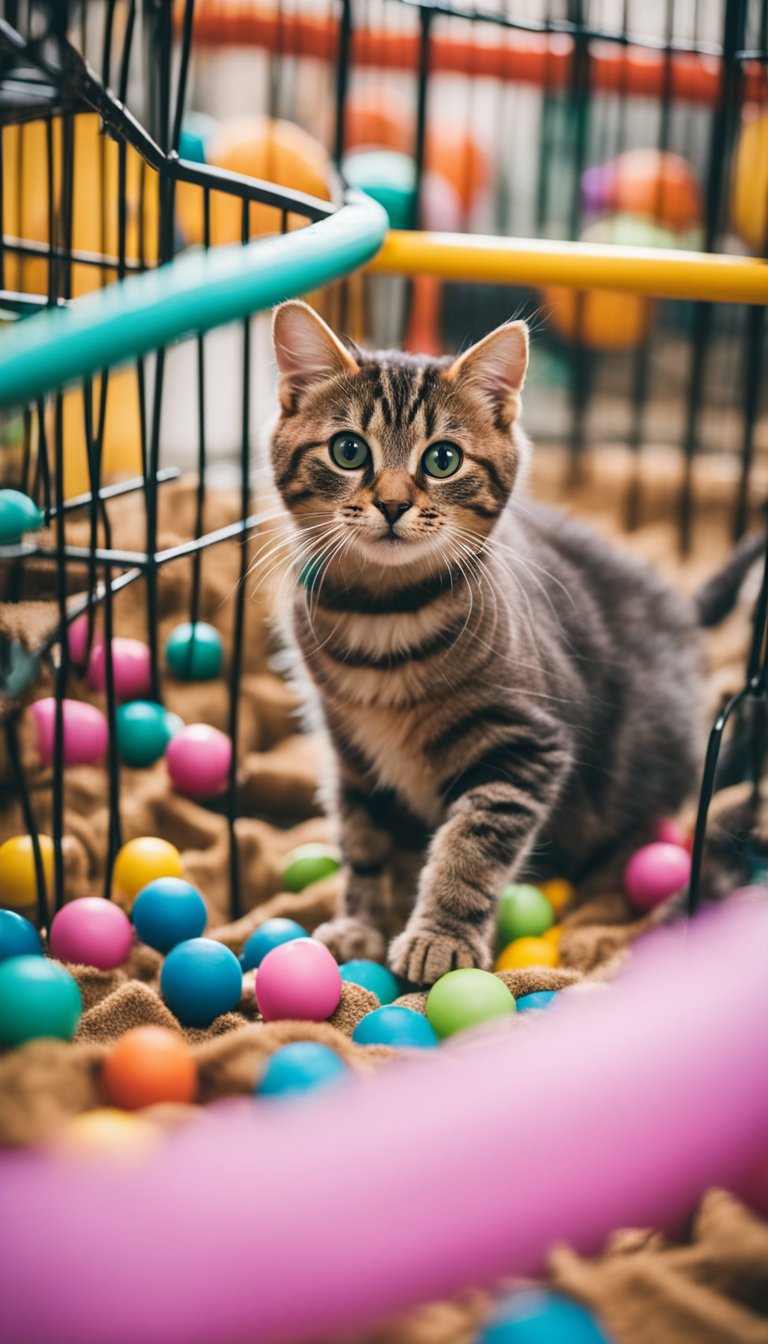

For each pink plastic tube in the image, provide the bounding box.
[2,897,768,1344]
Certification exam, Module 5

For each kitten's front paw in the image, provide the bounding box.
[312,916,387,964]
[388,922,491,986]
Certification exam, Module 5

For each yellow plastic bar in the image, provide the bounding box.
[370,231,768,305]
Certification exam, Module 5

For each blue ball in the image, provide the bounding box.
[352,1005,438,1049]
[339,959,400,1005]
[132,878,208,953]
[256,1042,349,1099]
[478,1291,611,1344]
[160,938,242,1027]
[240,918,308,971]
[0,909,43,963]
[516,991,558,1013]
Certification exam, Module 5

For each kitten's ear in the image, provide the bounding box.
[445,321,529,423]
[272,301,358,411]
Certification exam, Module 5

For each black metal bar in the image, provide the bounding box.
[333,0,353,167]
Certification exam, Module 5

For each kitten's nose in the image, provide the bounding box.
[375,500,412,527]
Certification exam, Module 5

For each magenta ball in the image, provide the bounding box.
[653,817,689,850]
[87,639,151,700]
[624,842,692,912]
[166,724,232,798]
[67,614,93,665]
[255,938,342,1023]
[29,697,108,767]
[50,897,134,970]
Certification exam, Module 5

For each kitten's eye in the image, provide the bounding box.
[422,441,463,479]
[329,432,370,470]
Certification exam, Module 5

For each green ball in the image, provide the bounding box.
[116,701,184,767]
[426,968,516,1039]
[0,954,82,1047]
[282,844,341,893]
[497,884,554,946]
[339,959,400,1005]
[0,489,43,545]
[342,150,416,230]
[165,622,224,681]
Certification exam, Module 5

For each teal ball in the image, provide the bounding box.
[165,622,224,681]
[0,910,43,963]
[179,112,218,165]
[132,878,208,953]
[352,1004,438,1049]
[478,1290,610,1343]
[339,959,400,1005]
[0,490,43,545]
[342,150,416,229]
[2,639,39,696]
[160,938,242,1027]
[116,701,184,767]
[0,955,81,1046]
[240,918,308,971]
[256,1042,349,1099]
[516,990,558,1012]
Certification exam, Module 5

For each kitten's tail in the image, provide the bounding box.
[694,531,767,628]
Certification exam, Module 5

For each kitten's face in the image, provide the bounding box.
[270,302,529,573]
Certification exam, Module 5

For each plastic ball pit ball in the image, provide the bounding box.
[116,701,184,768]
[166,724,232,799]
[0,833,54,909]
[653,817,689,850]
[165,622,224,681]
[281,844,341,893]
[60,1108,157,1159]
[102,1026,198,1110]
[478,1289,610,1344]
[240,917,308,971]
[352,1004,439,1049]
[0,955,81,1047]
[257,1042,349,1099]
[732,110,768,251]
[161,938,242,1028]
[255,939,342,1023]
[0,488,43,544]
[495,937,559,972]
[623,842,692,912]
[87,637,152,700]
[29,697,108,768]
[342,149,416,229]
[516,991,558,1013]
[113,837,184,906]
[50,897,134,970]
[539,877,574,916]
[0,909,42,962]
[497,884,554,945]
[426,969,516,1040]
[339,959,400,1005]
[132,878,207,954]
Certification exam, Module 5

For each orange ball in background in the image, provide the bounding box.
[344,87,411,154]
[731,107,768,252]
[544,286,654,351]
[102,1025,197,1111]
[586,148,701,232]
[425,128,489,211]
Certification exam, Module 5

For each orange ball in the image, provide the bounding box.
[539,878,574,917]
[544,285,654,351]
[611,149,701,231]
[425,128,489,211]
[102,1025,197,1111]
[345,88,411,154]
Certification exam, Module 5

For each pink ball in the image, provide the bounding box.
[50,896,134,970]
[87,639,151,701]
[624,842,692,912]
[166,724,232,798]
[67,614,94,666]
[29,697,108,767]
[255,938,342,1023]
[653,818,689,850]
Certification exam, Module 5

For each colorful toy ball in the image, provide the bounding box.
[67,613,93,666]
[255,938,342,1023]
[116,701,184,768]
[131,878,207,954]
[112,837,184,906]
[425,127,489,211]
[281,844,341,893]
[256,1041,349,1099]
[495,937,559,972]
[497,884,554,946]
[87,638,152,701]
[339,959,400,1005]
[178,111,218,165]
[623,842,691,913]
[478,1289,610,1343]
[732,108,768,252]
[352,1004,438,1049]
[0,909,43,962]
[516,990,558,1013]
[161,938,242,1028]
[165,622,224,681]
[29,697,108,768]
[0,955,81,1047]
[0,833,54,909]
[0,488,43,544]
[102,1025,198,1110]
[240,918,308,971]
[426,969,516,1040]
[50,897,134,970]
[343,87,411,155]
[653,817,690,850]
[539,878,574,917]
[166,724,232,799]
[342,149,417,229]
[581,148,701,232]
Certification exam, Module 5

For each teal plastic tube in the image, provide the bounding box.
[0,191,388,409]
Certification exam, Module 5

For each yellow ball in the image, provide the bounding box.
[112,838,183,907]
[59,1108,156,1159]
[542,924,562,949]
[0,834,53,909]
[495,936,559,972]
[539,878,574,917]
[731,108,768,251]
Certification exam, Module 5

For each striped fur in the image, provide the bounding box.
[268,301,705,984]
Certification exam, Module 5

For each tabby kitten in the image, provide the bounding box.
[269,300,704,985]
